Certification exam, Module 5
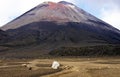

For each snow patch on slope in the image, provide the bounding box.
[67,4,75,8]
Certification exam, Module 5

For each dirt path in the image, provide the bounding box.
[42,61,93,77]
[0,65,20,68]
[0,58,119,77]
[28,59,40,70]
[41,58,120,77]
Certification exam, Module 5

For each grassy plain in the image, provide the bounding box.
[0,57,119,77]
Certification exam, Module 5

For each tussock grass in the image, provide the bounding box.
[0,66,62,77]
[87,68,120,77]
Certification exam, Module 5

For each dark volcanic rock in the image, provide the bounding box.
[0,29,9,43]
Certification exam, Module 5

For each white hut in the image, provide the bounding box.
[51,61,60,69]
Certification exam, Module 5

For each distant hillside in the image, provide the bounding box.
[49,45,120,56]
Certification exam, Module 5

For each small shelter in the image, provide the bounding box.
[51,61,60,69]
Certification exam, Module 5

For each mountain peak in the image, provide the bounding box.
[43,1,74,5]
[43,1,56,4]
[0,1,100,30]
[1,0,119,33]
[58,1,74,5]
[42,1,75,7]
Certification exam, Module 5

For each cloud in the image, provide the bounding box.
[101,10,120,29]
[100,3,120,29]
[77,0,120,30]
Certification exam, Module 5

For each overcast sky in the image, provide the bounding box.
[0,0,120,29]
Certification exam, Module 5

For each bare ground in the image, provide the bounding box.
[0,57,120,77]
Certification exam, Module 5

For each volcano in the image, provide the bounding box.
[0,1,120,57]
[0,29,9,43]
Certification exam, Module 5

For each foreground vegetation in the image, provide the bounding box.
[0,59,62,77]
[0,58,120,77]
[49,45,120,56]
